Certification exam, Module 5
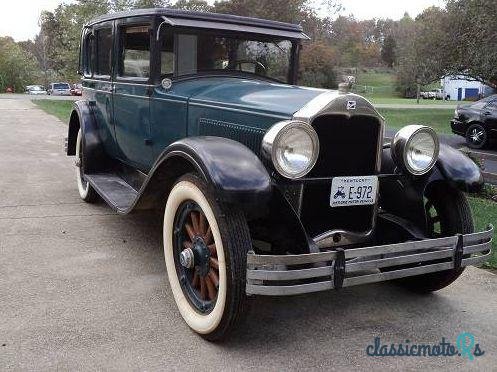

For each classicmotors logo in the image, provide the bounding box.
[366,332,485,361]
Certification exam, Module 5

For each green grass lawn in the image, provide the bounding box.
[468,197,497,269]
[352,71,398,98]
[370,97,461,105]
[32,99,73,123]
[378,108,454,134]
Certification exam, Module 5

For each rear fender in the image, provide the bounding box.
[67,100,108,174]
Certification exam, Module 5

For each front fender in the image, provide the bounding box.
[379,143,483,233]
[429,143,484,193]
[136,136,272,212]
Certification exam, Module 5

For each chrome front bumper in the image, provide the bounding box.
[246,225,493,296]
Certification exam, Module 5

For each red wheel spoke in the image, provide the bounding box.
[191,212,200,234]
[192,272,199,288]
[205,276,216,300]
[185,223,195,241]
[199,213,207,236]
[210,257,219,270]
[208,244,216,256]
[183,241,193,250]
[204,226,213,244]
[208,269,219,288]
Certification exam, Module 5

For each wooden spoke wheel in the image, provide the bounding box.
[174,201,220,313]
[163,174,251,340]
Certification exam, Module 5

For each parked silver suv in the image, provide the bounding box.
[48,82,72,96]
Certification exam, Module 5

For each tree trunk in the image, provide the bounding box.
[416,83,421,104]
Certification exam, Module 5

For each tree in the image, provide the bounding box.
[381,34,396,67]
[0,37,39,92]
[444,0,497,86]
[299,42,337,88]
[173,0,212,12]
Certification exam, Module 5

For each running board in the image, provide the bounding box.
[85,173,138,213]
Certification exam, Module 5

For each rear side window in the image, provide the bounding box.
[81,31,93,76]
[119,25,150,78]
[95,28,112,76]
[54,83,70,89]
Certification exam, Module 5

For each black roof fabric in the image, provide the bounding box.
[88,8,304,33]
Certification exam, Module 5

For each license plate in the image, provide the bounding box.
[330,176,378,207]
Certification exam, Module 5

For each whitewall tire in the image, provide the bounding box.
[163,174,251,340]
[75,129,97,203]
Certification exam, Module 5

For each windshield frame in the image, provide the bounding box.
[157,26,301,85]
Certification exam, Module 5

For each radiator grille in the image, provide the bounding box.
[301,114,382,237]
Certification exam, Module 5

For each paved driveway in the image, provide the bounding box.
[1,99,496,371]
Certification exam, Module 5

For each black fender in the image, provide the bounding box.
[134,136,272,213]
[428,143,484,193]
[379,143,483,233]
[67,100,108,174]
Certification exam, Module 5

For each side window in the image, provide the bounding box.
[177,34,197,76]
[119,25,150,78]
[83,33,93,76]
[160,29,174,76]
[95,28,112,76]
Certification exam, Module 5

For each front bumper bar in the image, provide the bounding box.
[246,225,493,296]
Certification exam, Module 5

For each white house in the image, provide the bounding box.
[441,75,495,101]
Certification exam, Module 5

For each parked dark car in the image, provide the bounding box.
[66,8,492,341]
[451,94,497,148]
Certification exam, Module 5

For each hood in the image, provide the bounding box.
[177,77,327,118]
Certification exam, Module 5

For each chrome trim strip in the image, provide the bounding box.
[189,101,290,120]
[83,78,155,87]
[114,92,150,100]
[82,86,111,94]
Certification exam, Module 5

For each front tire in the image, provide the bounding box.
[75,129,98,203]
[466,123,488,149]
[398,184,474,293]
[163,174,251,341]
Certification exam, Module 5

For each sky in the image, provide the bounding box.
[0,0,446,42]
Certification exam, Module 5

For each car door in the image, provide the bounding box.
[482,100,497,134]
[89,22,117,157]
[113,17,154,172]
[149,26,188,158]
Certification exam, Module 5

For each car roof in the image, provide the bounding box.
[87,8,308,39]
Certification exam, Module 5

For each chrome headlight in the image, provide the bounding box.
[262,120,319,179]
[391,125,439,175]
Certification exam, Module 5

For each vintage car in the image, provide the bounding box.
[66,9,493,340]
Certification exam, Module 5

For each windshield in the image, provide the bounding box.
[54,83,70,90]
[161,30,294,83]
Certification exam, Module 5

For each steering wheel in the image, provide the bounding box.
[232,60,267,74]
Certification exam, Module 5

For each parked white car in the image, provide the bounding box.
[25,85,47,95]
[420,89,447,100]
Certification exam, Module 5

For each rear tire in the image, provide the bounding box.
[466,123,488,149]
[398,184,474,293]
[75,129,98,203]
[163,174,251,341]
